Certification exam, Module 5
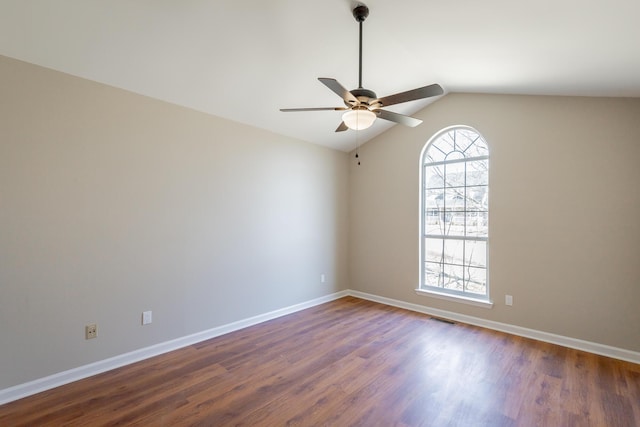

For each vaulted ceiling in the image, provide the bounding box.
[2,0,639,151]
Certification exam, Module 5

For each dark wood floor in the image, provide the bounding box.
[1,297,639,426]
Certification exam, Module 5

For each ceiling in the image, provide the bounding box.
[1,0,639,152]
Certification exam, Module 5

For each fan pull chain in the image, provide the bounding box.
[355,124,361,166]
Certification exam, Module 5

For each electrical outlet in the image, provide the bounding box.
[320,274,326,283]
[142,311,152,325]
[85,324,97,339]
[505,295,513,306]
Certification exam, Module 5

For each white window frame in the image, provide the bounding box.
[417,125,492,308]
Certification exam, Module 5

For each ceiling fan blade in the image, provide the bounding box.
[318,78,358,104]
[375,84,444,108]
[374,109,423,127]
[335,121,349,132]
[280,107,348,112]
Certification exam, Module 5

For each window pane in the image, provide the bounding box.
[434,134,455,155]
[443,239,465,266]
[424,238,444,263]
[464,240,487,268]
[425,188,444,207]
[465,267,486,294]
[466,186,488,211]
[442,187,465,237]
[463,136,489,158]
[424,142,448,163]
[467,160,488,186]
[424,165,444,189]
[424,262,443,287]
[425,211,445,235]
[444,162,465,187]
[449,216,465,237]
[442,264,464,291]
[439,216,458,237]
[465,214,488,237]
[444,188,466,209]
[452,131,472,153]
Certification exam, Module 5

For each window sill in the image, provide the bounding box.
[415,288,494,309]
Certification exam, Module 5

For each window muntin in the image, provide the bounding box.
[420,126,489,299]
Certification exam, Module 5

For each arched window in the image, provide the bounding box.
[419,126,490,303]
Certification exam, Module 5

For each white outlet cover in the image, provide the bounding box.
[142,311,152,325]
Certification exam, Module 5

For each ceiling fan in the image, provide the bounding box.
[280,4,444,132]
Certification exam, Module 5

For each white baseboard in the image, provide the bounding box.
[0,290,349,405]
[348,290,640,365]
[3,288,638,405]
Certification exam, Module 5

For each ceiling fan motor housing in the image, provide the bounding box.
[345,88,380,109]
[353,5,369,22]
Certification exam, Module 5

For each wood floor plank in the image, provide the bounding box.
[1,296,638,426]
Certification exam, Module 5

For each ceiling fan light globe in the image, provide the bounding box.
[342,109,376,130]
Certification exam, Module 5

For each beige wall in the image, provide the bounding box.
[349,93,640,353]
[0,55,349,389]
